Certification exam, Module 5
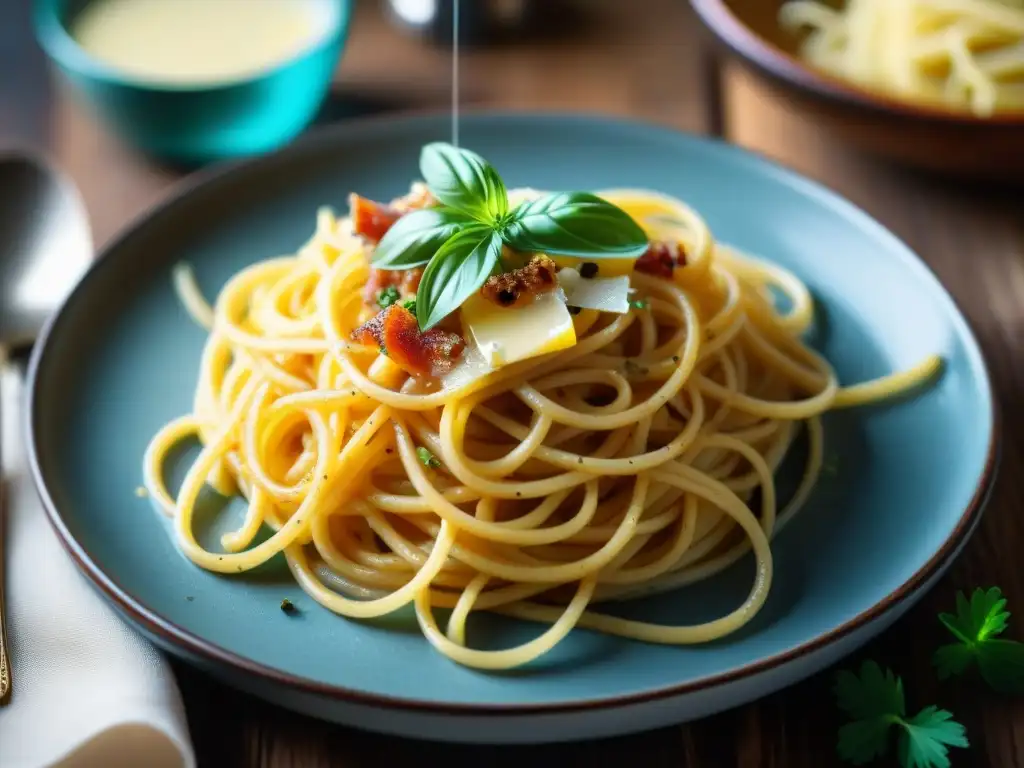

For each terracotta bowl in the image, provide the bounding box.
[690,0,1024,182]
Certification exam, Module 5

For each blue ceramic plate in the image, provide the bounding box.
[27,113,996,743]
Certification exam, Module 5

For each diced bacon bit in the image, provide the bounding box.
[635,241,687,279]
[361,266,423,307]
[350,194,402,243]
[480,255,558,308]
[350,185,438,244]
[351,305,465,378]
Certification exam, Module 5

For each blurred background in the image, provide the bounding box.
[3,0,725,245]
[2,1,1023,765]
[8,0,1022,246]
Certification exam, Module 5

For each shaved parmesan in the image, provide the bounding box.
[557,268,633,314]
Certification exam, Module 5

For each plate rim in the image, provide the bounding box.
[25,109,1000,715]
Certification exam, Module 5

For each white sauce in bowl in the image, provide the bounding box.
[72,0,336,85]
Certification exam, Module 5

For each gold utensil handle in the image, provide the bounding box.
[0,593,9,704]
[0,515,8,704]
[0,391,9,706]
[0,544,8,704]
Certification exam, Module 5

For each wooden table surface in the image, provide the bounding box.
[5,1,1024,766]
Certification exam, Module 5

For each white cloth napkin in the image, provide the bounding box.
[0,369,196,768]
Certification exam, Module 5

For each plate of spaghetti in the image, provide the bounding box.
[27,113,996,743]
[691,0,1024,180]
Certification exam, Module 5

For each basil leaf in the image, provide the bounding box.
[371,207,473,269]
[420,143,508,222]
[416,226,502,330]
[502,192,648,258]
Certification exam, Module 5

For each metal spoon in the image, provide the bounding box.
[0,149,92,704]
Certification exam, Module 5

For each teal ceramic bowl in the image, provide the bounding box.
[33,0,352,163]
[26,113,997,743]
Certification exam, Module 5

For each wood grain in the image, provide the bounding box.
[3,0,1024,765]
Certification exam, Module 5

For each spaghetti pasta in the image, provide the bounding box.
[780,0,1024,117]
[144,185,938,670]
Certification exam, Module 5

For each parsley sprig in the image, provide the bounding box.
[372,143,648,330]
[835,661,968,767]
[416,446,442,469]
[933,587,1024,693]
[376,285,401,309]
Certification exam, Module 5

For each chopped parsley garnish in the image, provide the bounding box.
[630,298,649,310]
[401,296,417,314]
[835,661,967,767]
[933,587,1024,693]
[376,285,401,309]
[416,446,442,469]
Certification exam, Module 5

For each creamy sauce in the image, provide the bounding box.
[72,0,334,85]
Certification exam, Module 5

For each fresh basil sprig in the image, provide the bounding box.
[416,227,503,331]
[502,192,649,258]
[372,142,648,330]
[418,143,508,222]
[372,208,473,269]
